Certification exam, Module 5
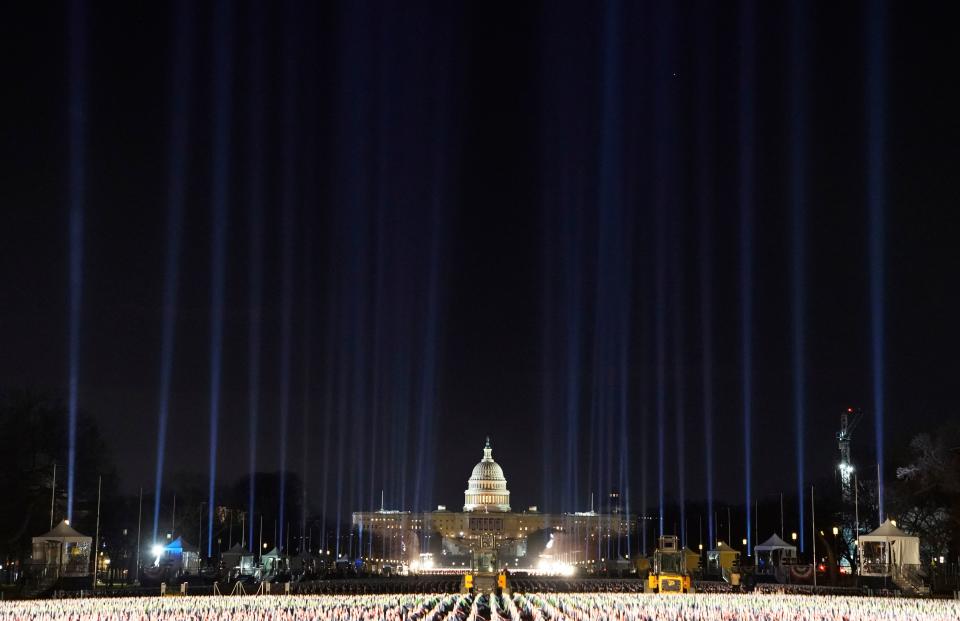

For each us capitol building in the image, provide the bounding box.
[352,438,636,571]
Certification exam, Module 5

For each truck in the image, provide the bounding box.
[645,535,694,594]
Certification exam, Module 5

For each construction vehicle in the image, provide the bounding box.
[645,535,694,594]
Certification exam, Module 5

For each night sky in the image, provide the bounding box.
[2,0,959,533]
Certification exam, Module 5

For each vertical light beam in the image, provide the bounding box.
[671,214,686,548]
[207,0,233,557]
[789,0,808,552]
[739,0,756,556]
[655,199,666,539]
[246,0,265,552]
[867,0,887,524]
[153,0,194,543]
[652,0,676,542]
[65,0,86,523]
[277,0,298,552]
[696,4,716,547]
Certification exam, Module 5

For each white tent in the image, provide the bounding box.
[858,519,920,576]
[31,520,92,577]
[262,546,286,575]
[755,533,797,573]
[222,543,256,576]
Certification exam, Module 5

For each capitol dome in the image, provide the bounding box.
[463,437,511,512]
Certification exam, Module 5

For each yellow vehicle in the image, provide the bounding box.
[645,535,694,594]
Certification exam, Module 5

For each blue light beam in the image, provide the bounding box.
[696,7,717,546]
[867,0,888,524]
[277,0,299,551]
[739,0,756,556]
[246,0,265,551]
[65,0,86,523]
[206,0,233,558]
[789,0,809,553]
[152,0,194,543]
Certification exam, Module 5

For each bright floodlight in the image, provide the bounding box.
[151,544,164,566]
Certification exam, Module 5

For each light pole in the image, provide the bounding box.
[727,507,732,545]
[779,492,784,538]
[811,485,817,588]
[854,471,861,576]
[199,502,207,564]
[92,476,101,590]
[832,525,840,573]
[50,463,57,530]
[135,487,143,584]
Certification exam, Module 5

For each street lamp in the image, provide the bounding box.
[791,532,797,541]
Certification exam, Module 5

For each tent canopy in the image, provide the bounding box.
[165,536,198,553]
[682,547,701,571]
[859,519,921,568]
[32,520,91,543]
[710,542,739,554]
[863,520,910,539]
[755,533,796,551]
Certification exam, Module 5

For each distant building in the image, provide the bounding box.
[352,438,636,571]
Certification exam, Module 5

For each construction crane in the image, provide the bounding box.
[837,407,864,503]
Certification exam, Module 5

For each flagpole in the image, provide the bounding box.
[876,462,883,524]
[811,484,817,588]
[136,487,143,583]
[50,463,57,529]
[755,499,759,552]
[854,472,860,576]
[92,475,102,590]
[780,492,784,537]
[727,506,731,544]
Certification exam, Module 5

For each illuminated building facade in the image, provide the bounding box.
[352,438,636,571]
